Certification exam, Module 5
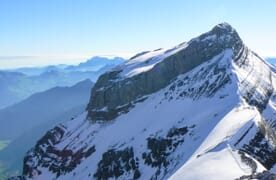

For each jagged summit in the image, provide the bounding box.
[208,22,239,39]
[213,22,235,31]
[193,22,242,53]
[211,22,240,40]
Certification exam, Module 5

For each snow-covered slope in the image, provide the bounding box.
[115,43,188,78]
[18,23,276,180]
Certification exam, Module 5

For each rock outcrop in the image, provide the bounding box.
[87,23,243,121]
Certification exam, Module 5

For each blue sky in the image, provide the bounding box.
[0,0,276,68]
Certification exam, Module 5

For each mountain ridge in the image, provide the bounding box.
[86,22,243,121]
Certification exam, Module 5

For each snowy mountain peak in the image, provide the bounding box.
[18,23,276,180]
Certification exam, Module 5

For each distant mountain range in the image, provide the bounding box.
[65,56,125,72]
[0,79,93,177]
[0,56,125,109]
[3,56,125,76]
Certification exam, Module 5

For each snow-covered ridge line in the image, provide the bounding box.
[115,42,188,78]
[115,23,238,79]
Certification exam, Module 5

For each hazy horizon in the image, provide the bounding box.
[1,1,276,68]
[0,54,131,70]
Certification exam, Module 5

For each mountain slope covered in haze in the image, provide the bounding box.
[0,79,93,141]
[0,80,93,177]
[19,23,276,180]
[0,71,30,109]
[0,106,85,177]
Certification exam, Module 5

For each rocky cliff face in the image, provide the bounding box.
[86,23,243,121]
